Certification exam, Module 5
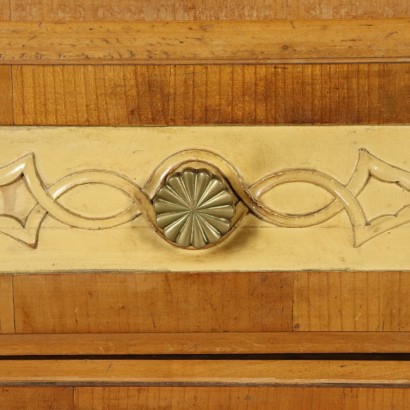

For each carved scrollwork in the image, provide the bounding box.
[0,148,410,249]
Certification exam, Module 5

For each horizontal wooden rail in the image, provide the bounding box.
[0,19,409,64]
[1,332,410,355]
[0,359,409,386]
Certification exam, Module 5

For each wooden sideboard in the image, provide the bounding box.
[0,1,410,409]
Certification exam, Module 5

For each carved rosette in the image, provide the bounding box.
[153,169,235,248]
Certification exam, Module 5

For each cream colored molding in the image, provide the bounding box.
[0,126,410,272]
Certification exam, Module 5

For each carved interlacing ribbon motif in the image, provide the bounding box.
[0,149,410,249]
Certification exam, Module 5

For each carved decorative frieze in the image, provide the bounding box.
[1,148,410,250]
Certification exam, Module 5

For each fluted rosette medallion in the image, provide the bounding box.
[153,169,235,249]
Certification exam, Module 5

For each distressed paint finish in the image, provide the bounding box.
[0,126,409,271]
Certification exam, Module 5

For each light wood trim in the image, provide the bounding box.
[0,360,409,386]
[0,332,410,355]
[0,20,409,65]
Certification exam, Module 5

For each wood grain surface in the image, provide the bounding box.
[12,273,293,333]
[174,1,410,20]
[1,385,409,409]
[0,275,14,334]
[4,0,410,21]
[1,20,409,65]
[1,332,410,355]
[1,360,410,386]
[8,1,175,22]
[0,387,74,409]
[0,66,13,125]
[294,272,410,331]
[10,64,410,125]
[7,271,410,335]
[0,0,10,21]
[76,386,410,410]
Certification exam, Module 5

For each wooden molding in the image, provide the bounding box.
[1,332,410,355]
[0,19,409,65]
[0,359,409,386]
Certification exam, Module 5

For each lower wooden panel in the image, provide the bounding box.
[0,387,73,409]
[11,271,410,334]
[13,273,294,333]
[1,385,409,409]
[0,275,14,334]
[11,64,410,125]
[75,386,410,410]
[294,272,410,331]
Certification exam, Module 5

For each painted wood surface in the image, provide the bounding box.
[0,20,409,65]
[0,126,409,271]
[8,64,410,126]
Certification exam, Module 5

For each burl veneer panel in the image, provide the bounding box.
[11,64,410,126]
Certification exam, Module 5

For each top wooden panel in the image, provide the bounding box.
[4,0,410,21]
[0,20,409,65]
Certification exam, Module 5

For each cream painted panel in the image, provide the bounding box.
[0,126,409,272]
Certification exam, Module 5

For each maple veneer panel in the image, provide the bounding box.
[76,387,410,410]
[0,275,14,334]
[0,387,73,409]
[293,272,410,331]
[11,64,410,126]
[13,273,293,333]
[0,66,13,125]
